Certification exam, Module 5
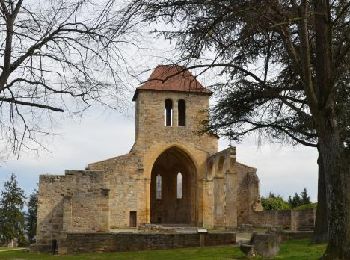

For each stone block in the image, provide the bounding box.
[251,233,280,258]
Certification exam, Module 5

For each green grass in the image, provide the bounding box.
[0,239,326,260]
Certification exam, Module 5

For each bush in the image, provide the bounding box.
[261,193,290,211]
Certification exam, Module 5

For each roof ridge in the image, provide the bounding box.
[132,65,211,101]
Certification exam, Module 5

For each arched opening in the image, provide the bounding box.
[165,99,173,126]
[217,156,225,176]
[150,147,196,224]
[178,99,186,126]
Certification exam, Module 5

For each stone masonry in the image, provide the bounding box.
[36,65,264,251]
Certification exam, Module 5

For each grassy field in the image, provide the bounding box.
[0,239,326,259]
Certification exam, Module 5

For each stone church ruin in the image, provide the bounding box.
[35,65,315,254]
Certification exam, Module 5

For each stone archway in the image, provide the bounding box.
[150,147,197,225]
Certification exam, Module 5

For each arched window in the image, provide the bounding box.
[156,174,162,200]
[165,99,173,126]
[176,172,183,199]
[178,99,186,126]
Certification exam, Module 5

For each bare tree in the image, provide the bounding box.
[0,0,133,156]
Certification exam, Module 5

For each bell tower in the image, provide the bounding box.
[132,65,218,154]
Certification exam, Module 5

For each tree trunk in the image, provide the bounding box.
[312,0,350,257]
[312,150,328,243]
[318,123,350,259]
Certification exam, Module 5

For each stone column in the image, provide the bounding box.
[144,177,151,223]
[213,176,225,227]
[202,178,214,228]
[225,170,237,228]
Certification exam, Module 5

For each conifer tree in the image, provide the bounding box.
[26,189,38,244]
[0,174,26,245]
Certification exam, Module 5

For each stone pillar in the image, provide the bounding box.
[202,178,214,228]
[213,176,225,227]
[173,100,178,126]
[62,196,72,232]
[291,210,298,231]
[100,189,110,231]
[225,171,237,228]
[144,177,151,223]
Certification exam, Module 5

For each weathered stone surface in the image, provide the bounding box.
[36,65,263,252]
[247,208,316,231]
[239,243,256,258]
[251,233,280,258]
[59,232,235,254]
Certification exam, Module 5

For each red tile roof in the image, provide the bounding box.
[132,65,211,101]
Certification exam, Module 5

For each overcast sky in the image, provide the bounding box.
[0,10,319,202]
[0,102,319,201]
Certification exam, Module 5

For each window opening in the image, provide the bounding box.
[156,174,162,199]
[165,99,173,126]
[178,99,186,126]
[177,172,183,199]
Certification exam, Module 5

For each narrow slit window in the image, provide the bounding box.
[178,99,186,126]
[165,99,173,126]
[156,174,162,199]
[177,172,183,199]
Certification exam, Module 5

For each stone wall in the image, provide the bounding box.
[37,170,110,246]
[133,91,218,155]
[247,208,316,231]
[36,67,264,251]
[60,232,236,254]
[236,163,263,226]
[205,147,238,228]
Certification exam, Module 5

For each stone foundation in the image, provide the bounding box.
[57,231,236,254]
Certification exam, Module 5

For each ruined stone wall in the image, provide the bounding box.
[247,208,316,231]
[37,170,110,246]
[37,175,66,245]
[204,147,239,229]
[235,162,262,226]
[290,208,316,231]
[247,210,292,229]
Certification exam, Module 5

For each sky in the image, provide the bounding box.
[0,3,319,202]
[0,102,319,201]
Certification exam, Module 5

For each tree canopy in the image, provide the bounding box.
[261,193,290,211]
[127,0,350,258]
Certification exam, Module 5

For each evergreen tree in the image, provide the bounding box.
[26,189,38,244]
[0,174,26,245]
[300,188,311,205]
[288,193,302,208]
[288,188,311,208]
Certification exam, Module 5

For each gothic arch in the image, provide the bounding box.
[150,146,197,224]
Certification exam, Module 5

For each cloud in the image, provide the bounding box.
[1,110,318,203]
[0,109,135,195]
[219,138,318,201]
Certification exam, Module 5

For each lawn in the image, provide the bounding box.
[0,239,326,260]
